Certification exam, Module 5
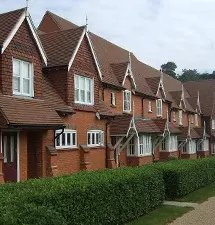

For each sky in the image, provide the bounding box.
[1,0,215,74]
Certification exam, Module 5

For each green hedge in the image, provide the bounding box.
[152,157,215,199]
[0,166,164,225]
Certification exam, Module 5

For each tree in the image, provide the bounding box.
[178,69,199,83]
[161,62,177,79]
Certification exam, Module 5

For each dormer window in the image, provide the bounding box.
[74,75,94,105]
[13,59,33,97]
[123,90,131,112]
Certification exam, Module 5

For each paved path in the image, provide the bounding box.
[168,196,215,225]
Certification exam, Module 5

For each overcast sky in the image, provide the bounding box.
[1,0,215,74]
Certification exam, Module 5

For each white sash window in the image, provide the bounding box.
[139,135,152,156]
[55,129,77,149]
[123,90,131,112]
[87,130,104,147]
[156,99,162,116]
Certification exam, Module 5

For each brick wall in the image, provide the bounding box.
[19,131,28,181]
[0,20,43,98]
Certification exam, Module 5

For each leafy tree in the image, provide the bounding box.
[161,62,177,79]
[178,69,199,83]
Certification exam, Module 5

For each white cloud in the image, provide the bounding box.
[1,0,215,73]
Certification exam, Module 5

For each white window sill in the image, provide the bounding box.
[56,146,77,150]
[75,101,94,106]
[87,144,104,148]
[123,110,131,113]
[182,152,196,154]
[13,93,34,99]
[148,110,152,113]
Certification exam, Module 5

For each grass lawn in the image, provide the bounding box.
[176,182,215,203]
[125,205,192,225]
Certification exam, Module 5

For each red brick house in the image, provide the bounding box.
[0,8,211,183]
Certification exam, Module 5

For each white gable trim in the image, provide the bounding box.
[1,10,47,66]
[122,64,137,90]
[86,32,102,80]
[68,28,86,71]
[180,84,186,110]
[68,28,103,80]
[156,80,166,99]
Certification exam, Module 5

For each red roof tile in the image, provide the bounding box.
[0,8,25,46]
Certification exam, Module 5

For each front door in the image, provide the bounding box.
[2,132,17,182]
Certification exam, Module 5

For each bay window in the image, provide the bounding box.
[161,135,177,152]
[156,99,162,116]
[202,139,209,151]
[128,137,135,156]
[87,130,104,147]
[139,135,152,156]
[55,129,77,149]
[183,140,196,154]
[13,58,33,97]
[123,90,131,112]
[74,75,94,105]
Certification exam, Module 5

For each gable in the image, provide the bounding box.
[38,12,60,33]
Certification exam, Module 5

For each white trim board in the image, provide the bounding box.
[122,64,137,89]
[1,10,47,66]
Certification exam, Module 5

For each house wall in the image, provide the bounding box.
[0,20,43,98]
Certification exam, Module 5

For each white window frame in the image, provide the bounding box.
[202,139,209,151]
[212,119,215,130]
[191,115,194,124]
[139,135,152,156]
[148,101,152,112]
[179,110,183,125]
[183,140,196,154]
[123,90,131,113]
[87,130,104,147]
[74,75,94,105]
[127,137,135,156]
[55,129,77,149]
[173,111,176,122]
[161,135,177,152]
[13,58,34,97]
[111,92,116,106]
[156,99,162,117]
[195,114,198,127]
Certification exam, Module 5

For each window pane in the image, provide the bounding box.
[88,133,91,145]
[56,136,60,146]
[22,62,30,78]
[75,89,79,101]
[81,90,85,102]
[23,78,30,94]
[13,60,20,76]
[72,133,76,146]
[13,77,20,92]
[62,133,65,146]
[86,79,91,91]
[92,133,95,144]
[96,133,99,144]
[87,91,91,103]
[67,133,71,146]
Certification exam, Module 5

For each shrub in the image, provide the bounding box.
[152,157,215,199]
[0,166,164,225]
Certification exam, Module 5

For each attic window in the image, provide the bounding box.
[123,90,131,113]
[111,92,116,106]
[13,58,34,97]
[212,119,215,130]
[173,111,176,122]
[195,114,198,127]
[156,99,162,117]
[148,101,152,112]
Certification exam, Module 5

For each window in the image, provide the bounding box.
[74,75,94,105]
[191,115,194,124]
[184,141,196,154]
[195,114,198,127]
[139,135,152,156]
[202,139,209,151]
[148,101,152,112]
[13,58,33,97]
[55,129,77,149]
[161,135,177,152]
[87,130,104,147]
[212,119,215,129]
[123,90,131,112]
[111,92,116,106]
[156,99,162,116]
[179,110,183,125]
[173,111,176,122]
[128,137,135,156]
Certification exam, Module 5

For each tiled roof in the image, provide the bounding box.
[184,79,215,116]
[95,101,114,117]
[0,8,25,46]
[194,127,210,138]
[39,26,85,67]
[153,119,181,134]
[0,94,64,127]
[110,62,128,85]
[110,114,132,135]
[135,119,160,133]
[145,77,160,95]
[178,127,200,140]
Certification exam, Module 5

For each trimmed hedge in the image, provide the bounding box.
[152,157,215,199]
[0,166,164,225]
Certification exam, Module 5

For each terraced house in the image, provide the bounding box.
[0,7,211,183]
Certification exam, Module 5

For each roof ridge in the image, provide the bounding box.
[184,79,215,84]
[39,25,86,36]
[0,7,26,16]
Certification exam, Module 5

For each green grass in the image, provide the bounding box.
[125,205,192,225]
[177,182,215,203]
